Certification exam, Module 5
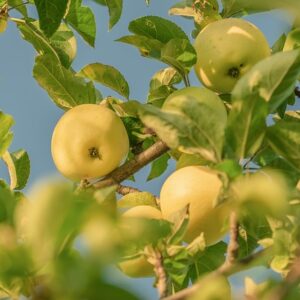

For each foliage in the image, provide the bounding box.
[1,0,300,299]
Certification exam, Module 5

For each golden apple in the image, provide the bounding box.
[118,205,162,278]
[51,104,129,181]
[160,166,232,245]
[194,18,270,93]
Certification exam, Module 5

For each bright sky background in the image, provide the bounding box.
[0,1,296,299]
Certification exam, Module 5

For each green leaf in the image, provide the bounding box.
[225,50,300,160]
[33,55,101,109]
[118,192,157,208]
[34,0,69,37]
[267,120,300,170]
[147,153,170,181]
[0,112,14,157]
[66,0,96,47]
[116,35,163,59]
[0,182,19,225]
[149,67,181,90]
[2,150,30,190]
[8,0,28,16]
[272,34,286,54]
[18,21,76,68]
[176,153,207,169]
[139,97,226,162]
[78,63,130,99]
[105,0,123,30]
[190,241,227,280]
[128,16,188,43]
[161,38,197,74]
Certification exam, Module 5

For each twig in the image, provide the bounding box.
[153,250,168,299]
[116,184,141,195]
[226,211,239,264]
[163,247,273,300]
[93,140,169,189]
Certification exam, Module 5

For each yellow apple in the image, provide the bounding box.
[283,28,300,52]
[118,205,162,278]
[162,86,227,123]
[51,104,129,181]
[194,18,270,93]
[160,166,232,245]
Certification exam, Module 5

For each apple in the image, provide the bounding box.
[51,104,129,181]
[118,205,162,278]
[162,86,227,122]
[194,18,270,94]
[283,28,300,51]
[160,166,232,245]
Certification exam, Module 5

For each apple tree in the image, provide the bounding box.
[1,0,300,299]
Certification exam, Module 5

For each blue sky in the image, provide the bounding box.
[0,1,295,299]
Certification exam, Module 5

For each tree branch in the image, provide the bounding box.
[163,247,273,300]
[93,140,169,189]
[153,250,169,299]
[116,185,141,195]
[226,211,239,265]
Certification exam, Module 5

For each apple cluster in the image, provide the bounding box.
[50,18,287,279]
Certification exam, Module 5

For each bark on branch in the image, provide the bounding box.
[93,140,169,189]
[163,247,273,300]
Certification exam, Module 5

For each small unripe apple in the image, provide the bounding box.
[160,166,232,245]
[118,205,162,278]
[51,104,129,181]
[194,18,270,94]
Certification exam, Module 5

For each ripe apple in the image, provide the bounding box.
[283,28,300,51]
[162,86,227,122]
[160,166,232,245]
[194,18,270,94]
[118,205,162,278]
[51,104,129,181]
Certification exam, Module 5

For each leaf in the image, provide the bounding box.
[0,182,19,225]
[139,97,226,162]
[176,153,207,170]
[78,63,130,99]
[169,1,195,19]
[117,192,157,208]
[128,16,188,44]
[66,0,96,47]
[34,0,69,37]
[267,120,300,170]
[221,0,300,18]
[33,55,101,109]
[149,67,181,90]
[0,111,14,157]
[225,50,300,159]
[161,38,197,74]
[190,241,227,280]
[116,35,163,59]
[272,34,286,54]
[18,21,76,68]
[147,153,170,181]
[2,150,30,190]
[8,0,27,16]
[105,0,123,30]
